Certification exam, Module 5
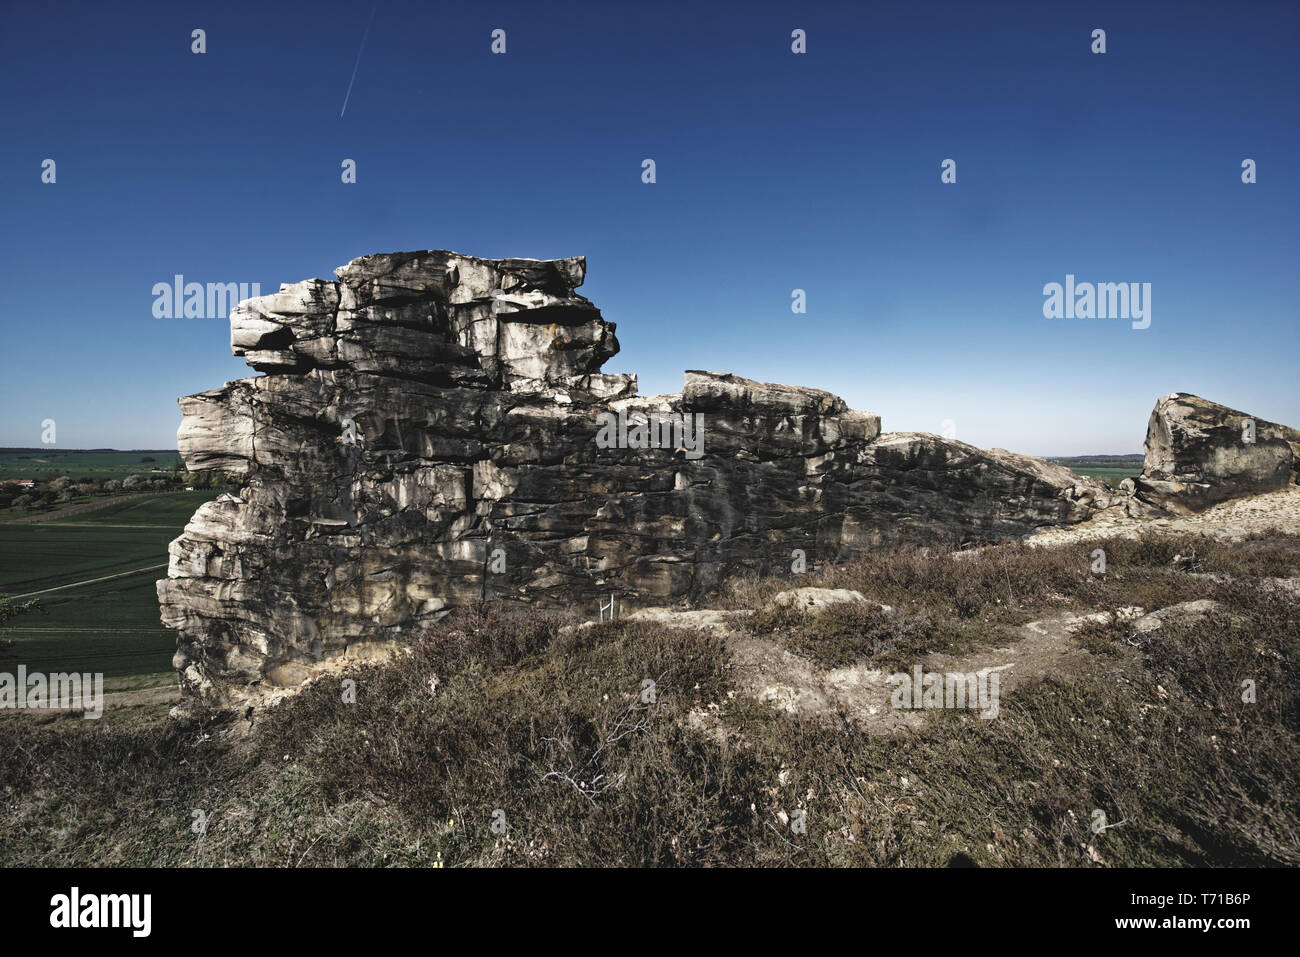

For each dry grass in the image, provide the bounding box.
[1,533,1296,867]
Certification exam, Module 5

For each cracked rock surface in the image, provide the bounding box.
[1132,393,1300,513]
[159,250,1288,711]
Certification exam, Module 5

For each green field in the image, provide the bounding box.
[0,448,181,481]
[47,492,214,526]
[1049,457,1143,484]
[0,491,214,680]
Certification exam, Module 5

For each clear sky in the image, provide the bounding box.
[1,0,1296,455]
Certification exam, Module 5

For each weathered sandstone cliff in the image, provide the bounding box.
[157,250,1292,710]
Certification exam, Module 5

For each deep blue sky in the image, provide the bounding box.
[2,0,1296,454]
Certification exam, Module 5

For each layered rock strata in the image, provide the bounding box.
[158,250,1291,709]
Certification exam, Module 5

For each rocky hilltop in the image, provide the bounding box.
[157,250,1298,710]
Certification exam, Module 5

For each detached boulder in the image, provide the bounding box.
[1134,393,1300,512]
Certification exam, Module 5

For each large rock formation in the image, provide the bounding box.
[163,249,1235,711]
[1130,393,1300,513]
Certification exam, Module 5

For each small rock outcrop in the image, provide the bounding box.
[771,587,881,616]
[158,249,1291,711]
[1131,393,1300,513]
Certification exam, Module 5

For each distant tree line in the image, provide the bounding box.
[0,462,239,512]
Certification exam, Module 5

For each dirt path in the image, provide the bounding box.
[622,596,1224,736]
[717,610,1135,733]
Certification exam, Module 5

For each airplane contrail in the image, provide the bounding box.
[340,1,378,119]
